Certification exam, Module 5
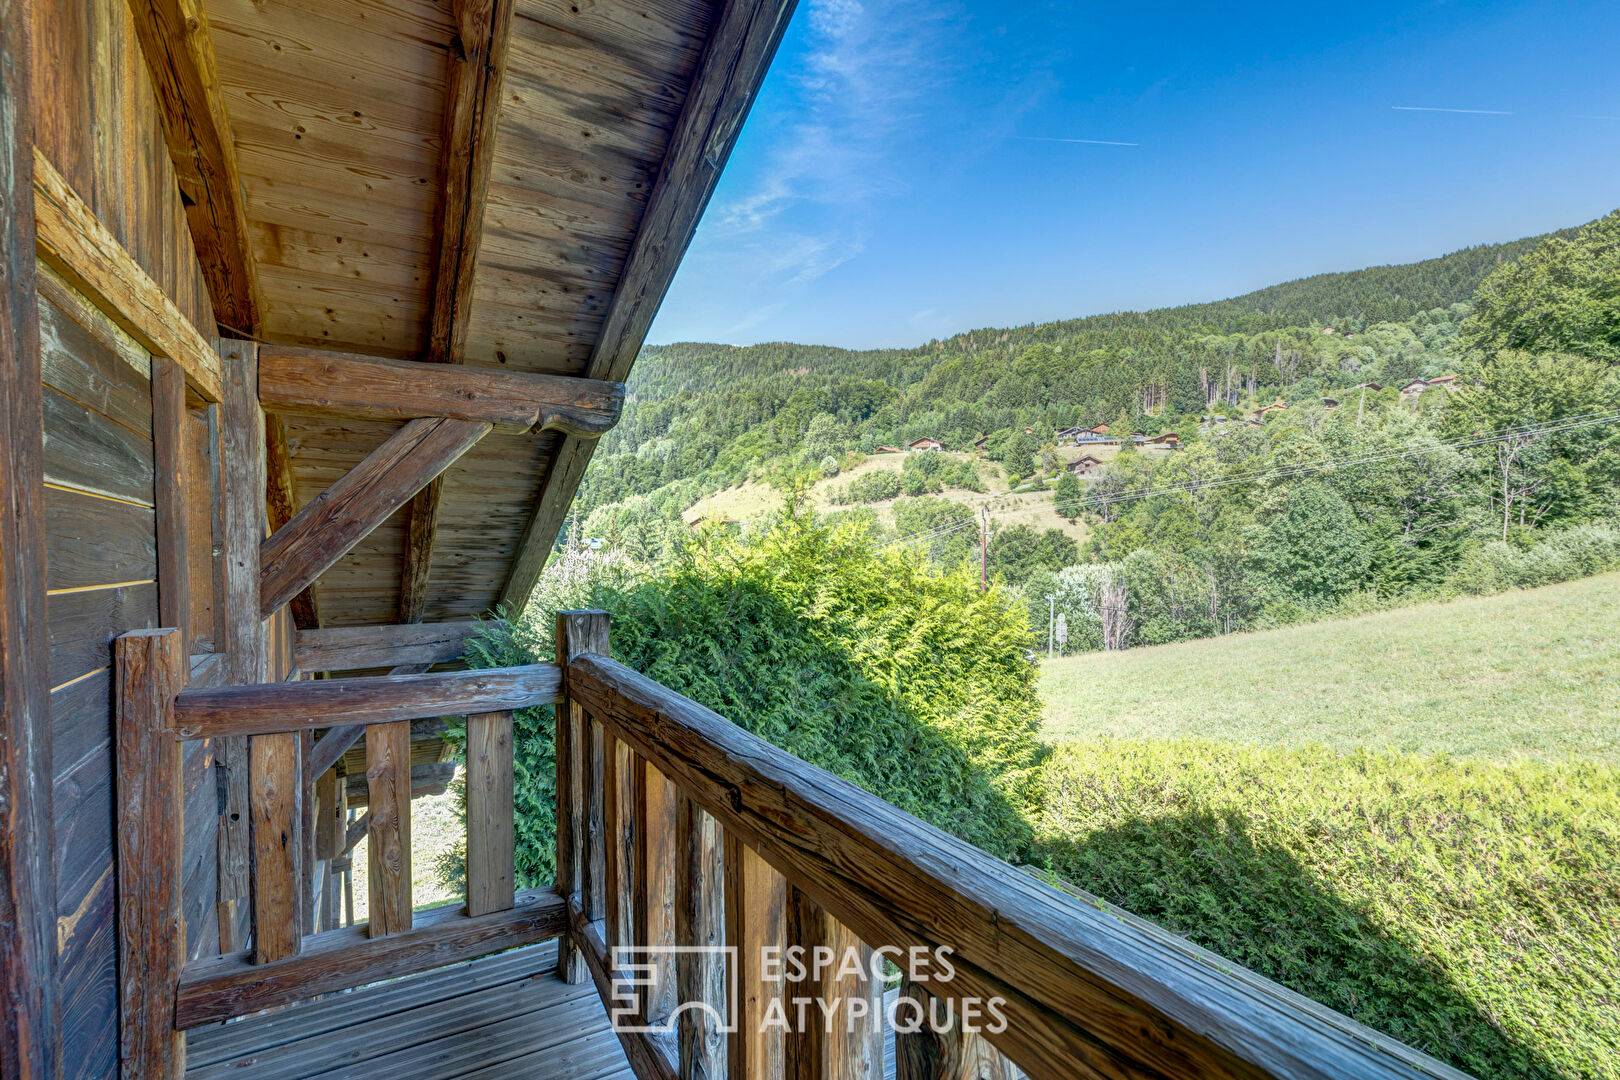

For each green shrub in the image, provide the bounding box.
[836,468,902,503]
[466,510,1049,885]
[1040,739,1620,1080]
[1451,524,1620,595]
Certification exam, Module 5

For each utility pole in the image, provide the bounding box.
[1047,595,1055,659]
[979,506,988,593]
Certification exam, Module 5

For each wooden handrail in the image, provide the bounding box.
[566,652,1470,1080]
[170,663,561,737]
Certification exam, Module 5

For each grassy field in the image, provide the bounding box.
[1040,572,1620,763]
[1036,574,1620,1079]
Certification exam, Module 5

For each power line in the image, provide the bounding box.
[874,410,1620,554]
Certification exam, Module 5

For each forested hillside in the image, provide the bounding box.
[576,224,1574,537]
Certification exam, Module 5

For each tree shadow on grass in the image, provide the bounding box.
[1036,809,1565,1080]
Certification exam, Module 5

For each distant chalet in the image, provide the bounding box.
[907,437,946,452]
[1066,454,1105,475]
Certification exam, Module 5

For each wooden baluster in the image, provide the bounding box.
[249,732,303,961]
[584,717,607,927]
[726,837,787,1080]
[603,735,635,953]
[300,728,317,934]
[314,766,345,931]
[634,758,677,1027]
[677,793,726,1080]
[115,629,187,1079]
[894,981,1012,1080]
[466,709,516,915]
[556,609,609,981]
[786,891,883,1080]
[366,720,413,935]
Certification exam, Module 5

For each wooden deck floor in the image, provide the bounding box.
[184,942,630,1080]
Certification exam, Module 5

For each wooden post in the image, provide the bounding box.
[217,340,262,955]
[786,892,883,1080]
[894,981,1012,1080]
[152,356,192,658]
[634,758,676,1026]
[249,732,303,962]
[465,710,515,916]
[555,609,608,981]
[366,720,413,935]
[0,7,60,1067]
[726,837,787,1080]
[676,792,726,1080]
[115,629,187,1078]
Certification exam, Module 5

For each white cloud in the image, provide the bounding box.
[704,0,954,288]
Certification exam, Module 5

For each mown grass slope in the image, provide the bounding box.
[1036,575,1620,1078]
[1040,572,1620,763]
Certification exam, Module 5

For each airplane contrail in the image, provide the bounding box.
[1391,105,1512,115]
[1009,135,1140,147]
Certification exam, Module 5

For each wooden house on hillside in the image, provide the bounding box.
[1065,454,1105,476]
[0,4,1473,1079]
[907,436,946,451]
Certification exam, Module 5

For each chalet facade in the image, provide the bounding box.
[1066,454,1105,475]
[0,4,1469,1079]
[907,436,946,451]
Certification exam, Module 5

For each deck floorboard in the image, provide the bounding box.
[184,941,629,1079]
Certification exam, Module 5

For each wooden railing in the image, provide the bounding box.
[553,611,1474,1080]
[116,616,1475,1080]
[113,628,569,1068]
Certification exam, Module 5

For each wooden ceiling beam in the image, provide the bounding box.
[126,0,263,337]
[257,347,623,436]
[498,0,801,612]
[259,417,492,617]
[429,0,515,366]
[406,0,517,625]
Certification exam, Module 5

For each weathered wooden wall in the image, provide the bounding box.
[31,0,214,335]
[41,276,225,1080]
[31,3,225,1076]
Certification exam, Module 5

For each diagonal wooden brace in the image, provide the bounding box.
[259,416,491,617]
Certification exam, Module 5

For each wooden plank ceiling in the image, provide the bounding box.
[186,0,795,627]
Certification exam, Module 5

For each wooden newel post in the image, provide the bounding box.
[556,608,610,982]
[115,628,188,1079]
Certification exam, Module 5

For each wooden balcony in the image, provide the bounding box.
[114,614,1474,1080]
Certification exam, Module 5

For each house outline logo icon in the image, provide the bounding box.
[609,945,738,1035]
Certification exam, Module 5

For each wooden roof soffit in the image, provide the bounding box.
[257,347,624,437]
[404,0,517,623]
[125,0,263,337]
[497,0,801,613]
[32,149,222,401]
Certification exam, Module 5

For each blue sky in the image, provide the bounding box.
[646,0,1620,350]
